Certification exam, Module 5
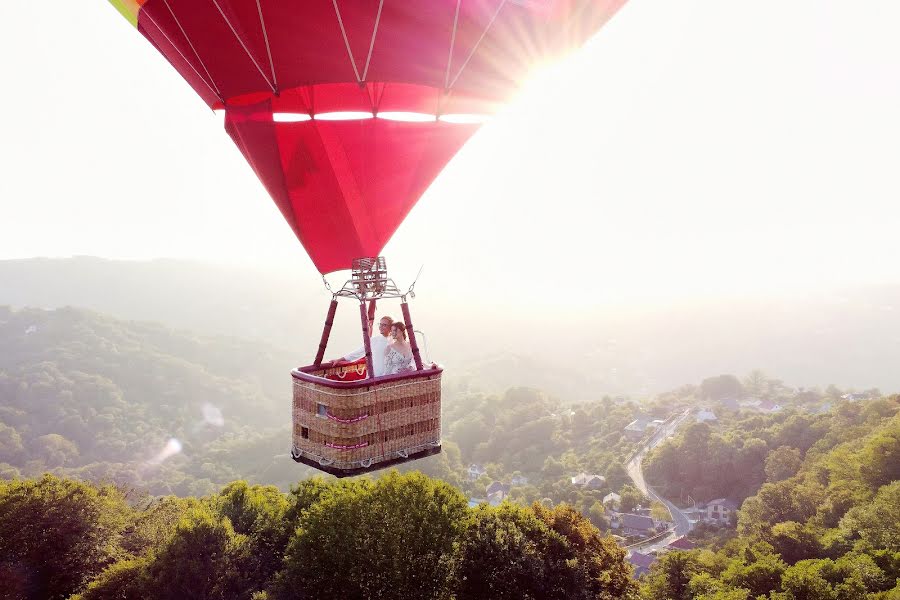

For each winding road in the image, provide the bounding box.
[624,409,693,551]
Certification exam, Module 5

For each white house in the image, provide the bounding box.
[571,473,606,488]
[705,498,739,523]
[696,409,718,423]
[603,492,622,509]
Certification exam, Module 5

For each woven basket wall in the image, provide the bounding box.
[292,371,441,470]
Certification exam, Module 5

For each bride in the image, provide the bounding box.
[384,322,414,375]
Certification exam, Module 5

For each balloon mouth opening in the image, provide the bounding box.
[218,110,488,124]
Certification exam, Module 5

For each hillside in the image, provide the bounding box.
[0,305,649,508]
[0,305,303,494]
[3,257,900,398]
[639,396,900,599]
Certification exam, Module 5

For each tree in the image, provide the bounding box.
[143,505,255,600]
[840,481,900,552]
[120,495,200,557]
[0,423,23,462]
[530,503,638,600]
[721,546,787,597]
[73,558,151,600]
[605,463,630,491]
[214,481,290,589]
[0,474,130,600]
[780,560,836,600]
[32,433,79,467]
[743,370,768,398]
[274,471,467,600]
[765,446,803,483]
[588,501,608,530]
[620,484,648,514]
[858,418,900,489]
[770,522,823,564]
[700,375,743,401]
[641,551,698,600]
[651,501,671,522]
[454,503,551,600]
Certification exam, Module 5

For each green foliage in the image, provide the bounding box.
[213,481,291,587]
[0,474,130,600]
[839,481,900,552]
[74,558,151,600]
[641,551,699,600]
[638,397,900,600]
[644,421,768,502]
[0,470,647,600]
[525,503,638,600]
[720,545,787,597]
[146,505,255,600]
[650,501,671,522]
[700,375,744,401]
[857,416,900,489]
[0,306,295,494]
[454,503,554,600]
[620,484,648,514]
[765,446,803,483]
[273,472,467,600]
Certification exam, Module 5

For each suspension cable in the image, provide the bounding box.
[448,0,508,90]
[361,0,384,82]
[332,0,362,82]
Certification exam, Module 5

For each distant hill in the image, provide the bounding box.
[0,306,304,494]
[0,256,320,352]
[2,257,899,396]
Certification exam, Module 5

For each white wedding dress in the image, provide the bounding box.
[384,345,413,375]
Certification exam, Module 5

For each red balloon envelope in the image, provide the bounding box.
[110,0,627,273]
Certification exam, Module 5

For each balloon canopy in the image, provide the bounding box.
[110,0,627,273]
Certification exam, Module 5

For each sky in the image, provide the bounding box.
[2,1,899,309]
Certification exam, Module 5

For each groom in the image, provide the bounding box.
[337,315,393,377]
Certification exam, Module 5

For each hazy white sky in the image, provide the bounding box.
[2,1,899,307]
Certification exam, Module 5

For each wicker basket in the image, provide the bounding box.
[290,364,442,476]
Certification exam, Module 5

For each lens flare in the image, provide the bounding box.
[202,402,225,427]
[149,438,182,464]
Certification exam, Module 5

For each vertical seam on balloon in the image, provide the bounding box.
[315,122,373,255]
[361,0,384,83]
[255,0,278,93]
[444,0,462,91]
[145,4,224,104]
[332,0,362,83]
[346,121,376,251]
[448,0,509,90]
[211,0,277,94]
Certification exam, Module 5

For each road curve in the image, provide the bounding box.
[624,409,692,551]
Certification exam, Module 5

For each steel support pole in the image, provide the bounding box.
[400,301,424,371]
[313,299,339,366]
[359,301,375,379]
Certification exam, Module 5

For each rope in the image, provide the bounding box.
[407,264,424,298]
[361,0,384,82]
[212,0,277,93]
[255,0,278,93]
[444,0,462,89]
[413,329,430,364]
[332,0,362,82]
[150,3,224,103]
[448,0,508,90]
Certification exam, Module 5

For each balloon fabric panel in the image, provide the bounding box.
[113,0,628,272]
[227,103,478,274]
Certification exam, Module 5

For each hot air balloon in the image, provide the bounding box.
[108,0,627,476]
